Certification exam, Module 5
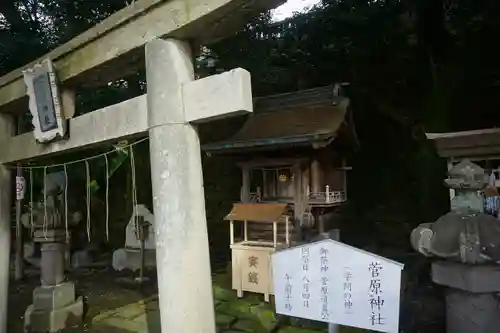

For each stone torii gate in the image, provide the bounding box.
[0,0,283,332]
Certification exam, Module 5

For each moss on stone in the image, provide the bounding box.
[289,318,327,331]
[280,325,375,333]
[248,304,278,331]
[232,319,267,332]
[217,301,254,320]
[213,283,237,302]
[278,327,322,333]
[216,312,237,328]
[213,281,278,332]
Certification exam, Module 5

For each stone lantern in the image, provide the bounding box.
[411,160,500,333]
[22,171,84,333]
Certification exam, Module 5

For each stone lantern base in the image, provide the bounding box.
[24,230,84,333]
[432,261,500,333]
[24,283,84,333]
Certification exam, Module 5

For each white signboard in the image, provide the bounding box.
[272,239,404,333]
[22,58,67,144]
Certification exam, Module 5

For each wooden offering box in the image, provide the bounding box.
[225,203,293,302]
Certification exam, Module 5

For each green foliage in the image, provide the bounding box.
[86,147,129,195]
[0,0,129,73]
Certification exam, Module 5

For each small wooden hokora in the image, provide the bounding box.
[202,85,356,241]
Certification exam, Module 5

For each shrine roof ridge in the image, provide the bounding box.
[427,127,500,160]
[253,85,345,113]
[202,85,351,153]
[202,132,334,152]
[426,127,500,140]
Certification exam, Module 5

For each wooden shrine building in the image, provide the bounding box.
[202,85,358,241]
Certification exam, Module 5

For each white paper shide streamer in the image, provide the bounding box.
[85,161,91,242]
[64,165,69,241]
[8,138,147,245]
[30,169,34,233]
[104,154,110,242]
[43,166,48,239]
[130,146,138,231]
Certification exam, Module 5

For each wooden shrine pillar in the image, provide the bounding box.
[292,163,303,238]
[241,165,251,203]
[311,159,322,193]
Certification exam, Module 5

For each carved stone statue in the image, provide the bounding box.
[410,160,500,333]
[411,160,500,264]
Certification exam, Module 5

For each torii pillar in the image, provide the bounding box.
[146,38,252,333]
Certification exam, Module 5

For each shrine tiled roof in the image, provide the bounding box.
[427,128,500,159]
[201,85,351,153]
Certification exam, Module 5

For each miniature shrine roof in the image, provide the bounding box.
[224,203,288,222]
[201,85,351,153]
[427,128,500,160]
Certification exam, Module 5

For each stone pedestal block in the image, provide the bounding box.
[40,243,65,286]
[432,261,500,333]
[33,283,75,311]
[25,297,83,333]
[112,248,157,272]
[445,290,500,333]
[24,282,83,333]
[33,230,66,243]
[432,261,500,293]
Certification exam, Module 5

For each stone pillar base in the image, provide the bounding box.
[112,248,156,272]
[432,261,500,333]
[445,290,500,333]
[24,282,83,333]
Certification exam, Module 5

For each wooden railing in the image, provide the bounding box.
[307,185,346,204]
[243,185,346,204]
[249,187,262,202]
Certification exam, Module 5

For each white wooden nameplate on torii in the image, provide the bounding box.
[22,59,67,144]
